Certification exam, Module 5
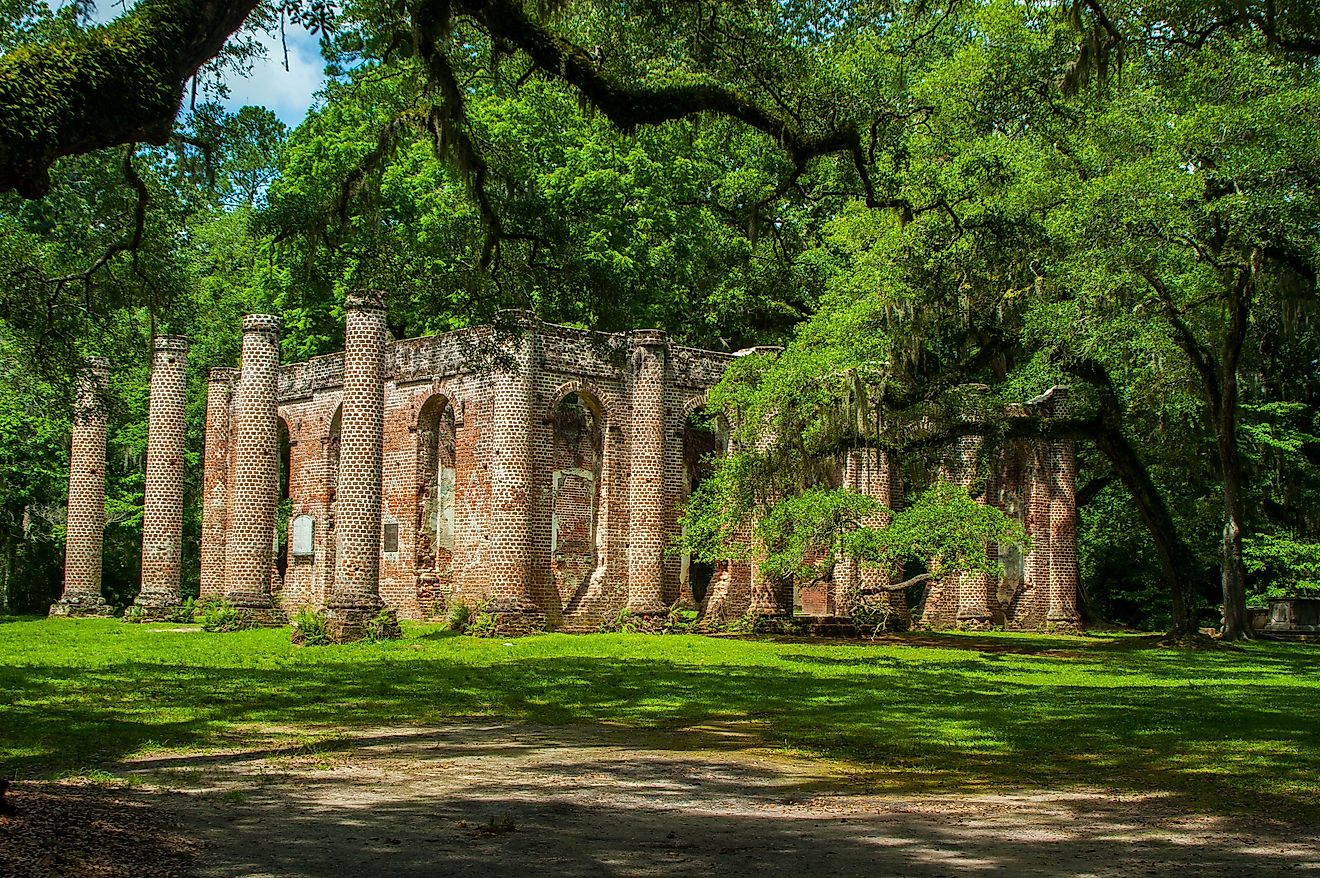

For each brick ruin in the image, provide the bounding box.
[51,299,1083,633]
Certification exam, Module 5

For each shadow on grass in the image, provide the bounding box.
[4,622,1320,822]
[37,723,1320,878]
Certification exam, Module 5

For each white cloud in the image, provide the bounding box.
[47,1,324,127]
[220,27,326,127]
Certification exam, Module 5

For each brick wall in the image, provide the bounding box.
[193,310,1081,633]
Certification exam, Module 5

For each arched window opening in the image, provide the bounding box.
[682,407,728,605]
[275,418,292,580]
[551,392,604,607]
[416,395,457,572]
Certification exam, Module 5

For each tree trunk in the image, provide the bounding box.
[1215,382,1251,640]
[1093,429,1201,635]
[1068,359,1201,635]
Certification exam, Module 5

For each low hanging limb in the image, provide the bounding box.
[0,0,262,197]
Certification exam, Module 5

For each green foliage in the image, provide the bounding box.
[291,607,330,646]
[364,608,401,643]
[598,607,639,634]
[444,599,472,634]
[163,597,197,624]
[465,601,498,638]
[848,482,1029,579]
[1243,534,1320,605]
[121,604,146,624]
[198,598,248,633]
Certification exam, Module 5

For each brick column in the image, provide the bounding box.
[627,330,668,615]
[845,447,910,627]
[487,315,540,620]
[1045,388,1082,629]
[327,291,395,640]
[953,434,995,628]
[1023,439,1053,626]
[135,335,190,615]
[223,315,283,620]
[51,358,113,617]
[199,368,235,600]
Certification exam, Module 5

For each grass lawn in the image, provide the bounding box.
[1,617,1317,820]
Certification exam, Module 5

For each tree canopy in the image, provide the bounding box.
[2,0,1319,638]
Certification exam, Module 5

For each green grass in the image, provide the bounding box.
[2,617,1317,819]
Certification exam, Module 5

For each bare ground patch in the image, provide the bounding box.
[4,722,1316,877]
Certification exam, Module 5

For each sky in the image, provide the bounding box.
[50,1,327,128]
[219,26,327,128]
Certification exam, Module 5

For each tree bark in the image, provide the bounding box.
[1067,359,1202,636]
[0,0,261,197]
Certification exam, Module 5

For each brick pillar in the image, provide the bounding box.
[1023,440,1053,626]
[223,315,283,620]
[135,335,190,615]
[847,448,910,627]
[327,291,395,640]
[487,314,540,620]
[199,368,235,600]
[953,434,995,628]
[51,358,113,617]
[1046,388,1082,629]
[626,330,669,615]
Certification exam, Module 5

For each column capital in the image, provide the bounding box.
[346,289,387,312]
[86,356,111,379]
[153,335,190,354]
[242,313,282,336]
[208,367,237,383]
[630,328,668,348]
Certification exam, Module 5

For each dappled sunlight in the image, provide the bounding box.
[1,619,1318,824]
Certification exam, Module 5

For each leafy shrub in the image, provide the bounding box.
[467,602,498,637]
[121,605,146,624]
[198,598,247,632]
[364,609,402,642]
[662,606,700,634]
[598,607,639,634]
[291,607,330,646]
[164,598,197,624]
[445,600,472,633]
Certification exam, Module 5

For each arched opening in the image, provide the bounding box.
[416,394,457,574]
[682,407,727,605]
[550,391,604,608]
[324,404,342,598]
[275,417,291,581]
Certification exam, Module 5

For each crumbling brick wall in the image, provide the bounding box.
[192,310,1081,632]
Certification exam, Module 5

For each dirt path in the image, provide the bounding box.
[5,722,1317,877]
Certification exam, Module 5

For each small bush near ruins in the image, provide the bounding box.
[466,605,498,637]
[198,599,247,633]
[364,609,402,643]
[445,600,472,633]
[164,598,197,624]
[291,608,330,646]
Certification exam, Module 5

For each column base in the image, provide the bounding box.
[325,606,400,643]
[492,609,546,637]
[1045,615,1085,634]
[49,595,113,617]
[956,615,994,631]
[233,607,287,627]
[133,588,181,613]
[625,597,668,616]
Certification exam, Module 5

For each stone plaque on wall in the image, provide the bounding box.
[292,515,314,558]
[383,522,400,554]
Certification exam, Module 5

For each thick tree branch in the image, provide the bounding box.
[0,0,262,197]
[451,0,862,169]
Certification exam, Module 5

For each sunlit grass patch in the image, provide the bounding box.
[1,617,1317,819]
